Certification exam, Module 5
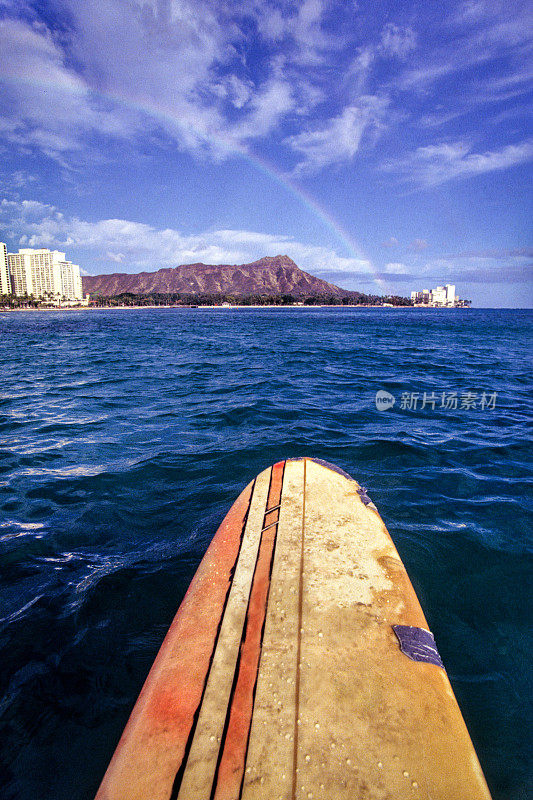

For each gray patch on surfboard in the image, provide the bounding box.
[354,484,378,511]
[357,486,375,507]
[393,625,445,669]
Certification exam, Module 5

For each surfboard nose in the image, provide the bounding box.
[96,457,492,800]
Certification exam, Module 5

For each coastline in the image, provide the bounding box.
[1,303,469,313]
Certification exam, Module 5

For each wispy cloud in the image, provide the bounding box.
[229,76,296,141]
[394,1,533,92]
[0,0,530,190]
[0,169,38,195]
[253,0,349,63]
[0,1,409,173]
[0,15,141,164]
[285,97,388,174]
[379,24,417,59]
[0,0,363,165]
[383,139,533,186]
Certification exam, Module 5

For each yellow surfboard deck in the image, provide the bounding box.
[96,458,492,800]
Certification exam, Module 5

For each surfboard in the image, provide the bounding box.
[95,458,492,800]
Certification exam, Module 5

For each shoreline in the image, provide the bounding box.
[0,303,470,313]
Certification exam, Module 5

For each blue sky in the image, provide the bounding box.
[0,0,531,306]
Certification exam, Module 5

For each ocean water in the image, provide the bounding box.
[0,307,531,800]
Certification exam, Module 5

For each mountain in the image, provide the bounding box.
[82,255,360,298]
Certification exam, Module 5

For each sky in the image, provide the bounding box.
[0,0,531,306]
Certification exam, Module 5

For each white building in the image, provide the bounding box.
[412,284,459,307]
[7,251,33,296]
[0,242,11,295]
[59,259,83,301]
[431,285,448,305]
[7,248,83,302]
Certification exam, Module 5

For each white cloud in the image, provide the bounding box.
[380,24,416,59]
[384,262,409,273]
[0,5,234,162]
[344,46,375,96]
[230,77,295,141]
[289,0,339,64]
[4,198,528,293]
[0,0,402,173]
[222,75,255,110]
[0,169,38,195]
[383,139,533,186]
[286,96,388,174]
[253,0,345,64]
[370,245,532,290]
[0,197,373,278]
[469,65,533,105]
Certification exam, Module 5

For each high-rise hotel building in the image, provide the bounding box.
[411,284,459,307]
[0,242,11,295]
[4,247,83,301]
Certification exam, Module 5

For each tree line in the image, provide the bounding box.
[88,291,414,307]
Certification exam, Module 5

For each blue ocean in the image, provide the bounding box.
[0,307,531,800]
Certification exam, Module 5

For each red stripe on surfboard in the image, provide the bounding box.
[96,481,254,800]
[212,461,285,800]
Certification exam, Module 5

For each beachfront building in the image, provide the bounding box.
[7,248,84,303]
[59,259,83,301]
[0,242,11,295]
[411,284,462,307]
[445,284,455,304]
[6,250,32,296]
